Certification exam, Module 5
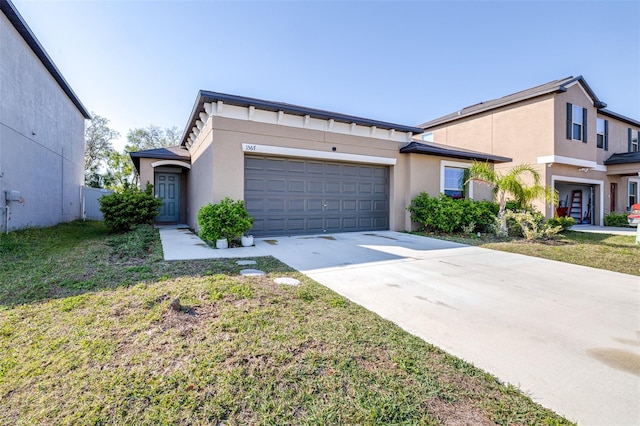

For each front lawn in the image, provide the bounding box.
[0,222,572,425]
[431,230,639,276]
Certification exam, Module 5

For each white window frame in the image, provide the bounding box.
[572,105,584,141]
[440,160,473,199]
[632,129,639,152]
[628,178,639,210]
[596,118,605,149]
[421,132,434,142]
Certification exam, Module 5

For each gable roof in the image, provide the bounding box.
[0,0,90,119]
[181,91,424,146]
[419,76,606,129]
[604,151,640,166]
[399,141,511,163]
[129,146,191,173]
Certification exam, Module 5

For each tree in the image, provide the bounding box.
[125,125,180,151]
[104,125,180,191]
[84,113,119,187]
[468,162,557,237]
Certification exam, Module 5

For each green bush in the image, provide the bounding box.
[99,183,162,233]
[505,210,561,241]
[408,193,498,234]
[197,197,254,243]
[547,216,575,232]
[604,212,629,227]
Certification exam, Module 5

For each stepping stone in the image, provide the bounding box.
[274,277,301,286]
[240,269,265,276]
[236,260,257,266]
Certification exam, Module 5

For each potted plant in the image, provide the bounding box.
[197,197,254,248]
[241,233,254,247]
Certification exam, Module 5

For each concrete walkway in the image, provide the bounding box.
[160,228,640,425]
[571,224,637,236]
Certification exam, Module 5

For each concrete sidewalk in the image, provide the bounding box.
[571,224,637,236]
[159,228,640,424]
[158,228,270,260]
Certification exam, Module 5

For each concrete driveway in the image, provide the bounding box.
[260,231,640,425]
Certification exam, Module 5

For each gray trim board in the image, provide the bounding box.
[399,141,512,163]
[181,91,424,146]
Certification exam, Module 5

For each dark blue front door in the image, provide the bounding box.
[155,172,180,222]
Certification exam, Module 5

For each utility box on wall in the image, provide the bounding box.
[5,190,21,202]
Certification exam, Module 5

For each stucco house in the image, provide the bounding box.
[419,76,640,226]
[131,91,509,236]
[0,0,90,232]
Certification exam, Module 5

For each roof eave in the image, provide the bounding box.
[180,91,424,146]
[399,142,512,163]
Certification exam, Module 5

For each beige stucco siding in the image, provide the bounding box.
[184,116,411,232]
[430,95,555,166]
[554,85,599,161]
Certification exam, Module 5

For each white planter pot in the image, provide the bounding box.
[241,235,254,247]
[216,238,228,249]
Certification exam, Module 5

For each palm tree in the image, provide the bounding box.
[468,162,557,237]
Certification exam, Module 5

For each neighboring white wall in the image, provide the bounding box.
[0,12,85,231]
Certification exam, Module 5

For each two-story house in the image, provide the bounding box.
[419,76,640,226]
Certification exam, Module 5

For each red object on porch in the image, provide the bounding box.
[556,207,569,217]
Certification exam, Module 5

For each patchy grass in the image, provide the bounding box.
[428,230,639,276]
[0,221,573,425]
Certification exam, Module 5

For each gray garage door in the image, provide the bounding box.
[244,155,389,237]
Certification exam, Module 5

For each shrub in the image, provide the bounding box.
[504,210,561,240]
[99,183,162,233]
[408,193,498,234]
[547,216,575,232]
[604,212,629,227]
[197,197,253,243]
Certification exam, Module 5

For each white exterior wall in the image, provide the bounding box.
[0,12,86,231]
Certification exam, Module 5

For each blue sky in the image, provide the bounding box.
[13,0,640,150]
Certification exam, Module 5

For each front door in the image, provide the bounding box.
[155,172,180,222]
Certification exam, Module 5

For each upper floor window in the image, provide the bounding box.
[421,132,434,142]
[566,103,587,143]
[596,118,608,150]
[629,128,639,152]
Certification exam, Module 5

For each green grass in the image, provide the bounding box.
[432,230,639,276]
[0,221,573,425]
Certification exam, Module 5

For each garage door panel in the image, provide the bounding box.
[288,180,305,192]
[308,181,323,193]
[326,182,341,193]
[287,199,305,211]
[288,161,305,173]
[245,178,265,191]
[307,162,324,174]
[308,199,324,212]
[358,183,372,193]
[266,158,286,171]
[359,200,372,211]
[245,156,388,236]
[343,200,357,211]
[267,179,286,192]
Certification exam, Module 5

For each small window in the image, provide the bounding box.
[572,105,584,141]
[629,181,638,210]
[444,167,466,199]
[631,129,639,152]
[596,118,605,149]
[421,132,434,142]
